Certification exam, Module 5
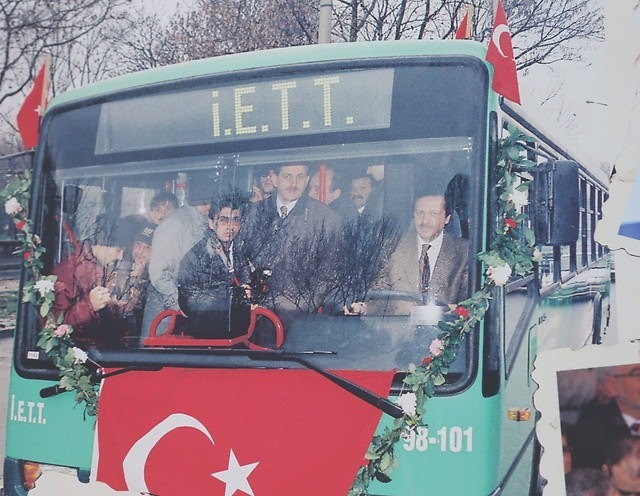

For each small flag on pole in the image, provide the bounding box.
[454,5,473,40]
[16,55,51,150]
[485,0,521,104]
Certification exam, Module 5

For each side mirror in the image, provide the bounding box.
[532,160,579,245]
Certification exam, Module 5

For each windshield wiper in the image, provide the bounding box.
[39,365,164,398]
[248,350,404,419]
[39,350,405,419]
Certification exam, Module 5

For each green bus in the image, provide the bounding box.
[3,40,610,495]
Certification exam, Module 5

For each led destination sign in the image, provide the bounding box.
[95,68,394,154]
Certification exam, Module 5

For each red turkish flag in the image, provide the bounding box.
[95,367,394,496]
[454,9,470,39]
[485,0,521,104]
[16,58,50,149]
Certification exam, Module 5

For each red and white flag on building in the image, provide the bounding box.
[95,367,394,496]
[16,55,51,150]
[454,5,473,40]
[485,0,521,104]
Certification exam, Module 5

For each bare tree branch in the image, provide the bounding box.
[0,0,130,109]
[330,0,602,70]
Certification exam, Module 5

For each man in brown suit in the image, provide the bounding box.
[375,192,469,314]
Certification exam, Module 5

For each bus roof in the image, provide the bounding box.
[47,40,488,110]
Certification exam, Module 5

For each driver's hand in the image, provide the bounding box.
[343,302,367,316]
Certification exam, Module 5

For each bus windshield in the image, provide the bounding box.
[25,58,488,390]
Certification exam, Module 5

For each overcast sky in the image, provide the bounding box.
[522,38,608,171]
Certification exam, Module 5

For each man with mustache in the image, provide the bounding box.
[240,164,341,315]
[341,171,383,223]
[376,190,469,314]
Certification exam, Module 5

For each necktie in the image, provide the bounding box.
[280,205,288,218]
[420,243,431,291]
[631,423,640,435]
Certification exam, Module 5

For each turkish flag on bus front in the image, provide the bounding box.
[94,367,394,496]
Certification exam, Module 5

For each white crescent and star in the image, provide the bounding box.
[120,413,260,495]
[491,23,510,58]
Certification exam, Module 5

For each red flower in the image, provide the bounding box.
[503,218,517,229]
[23,251,32,260]
[15,219,26,230]
[421,356,432,365]
[455,306,470,319]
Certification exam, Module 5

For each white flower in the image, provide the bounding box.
[429,338,444,357]
[532,248,543,262]
[507,189,529,209]
[71,347,88,364]
[397,392,417,416]
[4,197,23,216]
[486,263,512,286]
[34,279,55,296]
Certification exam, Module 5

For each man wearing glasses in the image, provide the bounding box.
[571,364,640,471]
[177,188,253,338]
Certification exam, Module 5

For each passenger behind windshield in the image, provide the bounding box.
[239,164,342,322]
[142,178,213,337]
[374,186,469,313]
[147,191,179,225]
[339,167,383,222]
[176,188,253,338]
[250,166,276,203]
[51,216,156,349]
[308,166,344,208]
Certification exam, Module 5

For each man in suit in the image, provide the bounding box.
[375,191,469,314]
[339,171,383,223]
[571,364,640,470]
[240,163,342,315]
[177,189,252,338]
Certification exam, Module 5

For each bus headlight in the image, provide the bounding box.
[21,461,42,490]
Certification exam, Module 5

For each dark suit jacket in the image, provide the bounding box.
[177,236,252,338]
[570,401,633,469]
[239,194,341,311]
[376,230,469,313]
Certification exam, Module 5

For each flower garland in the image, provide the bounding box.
[348,124,539,495]
[1,124,538,478]
[1,170,99,417]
